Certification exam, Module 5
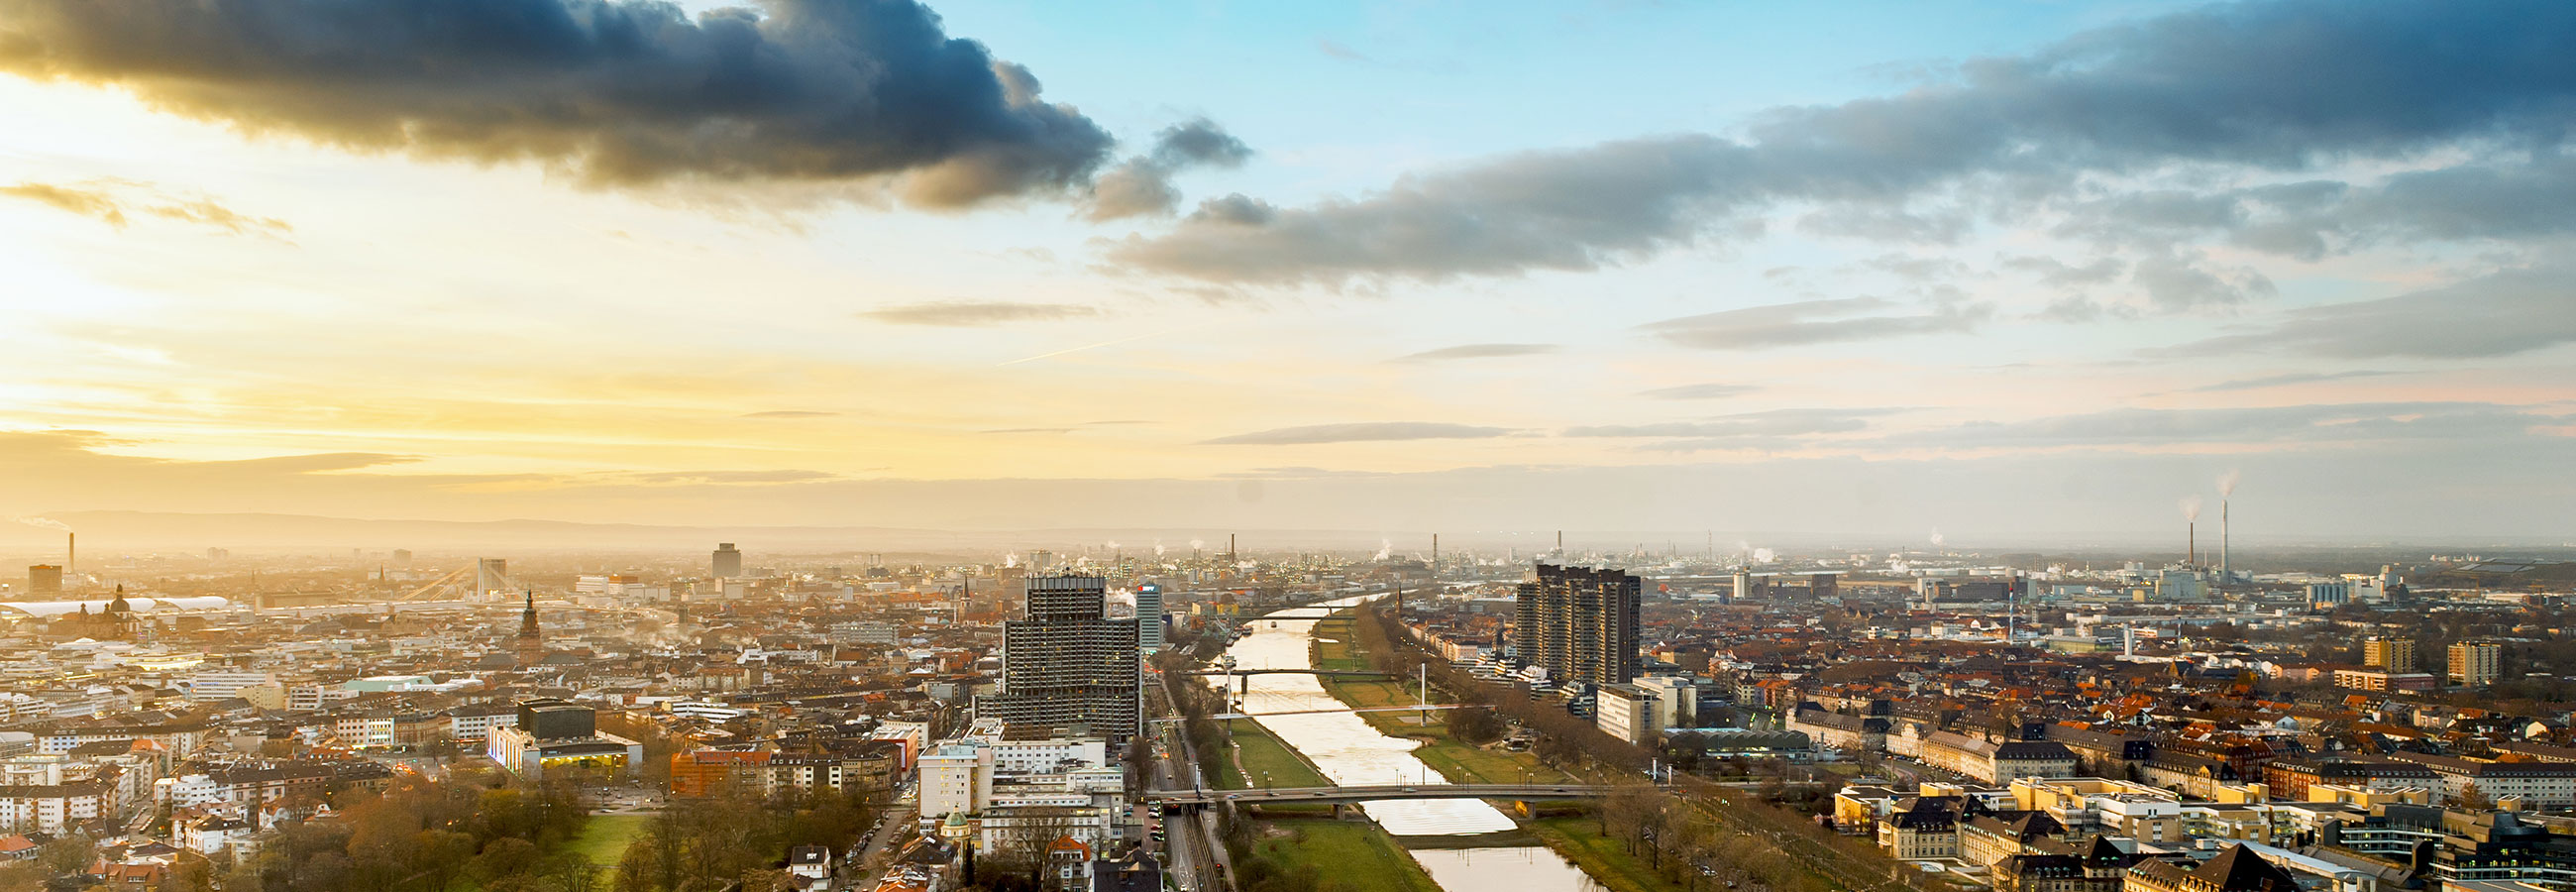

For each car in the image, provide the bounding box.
[1401,787,1418,793]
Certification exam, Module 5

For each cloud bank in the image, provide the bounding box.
[0,0,1117,207]
[1109,0,2576,285]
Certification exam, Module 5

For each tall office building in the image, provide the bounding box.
[976,575,1140,741]
[27,565,60,596]
[712,543,743,579]
[1025,550,1056,573]
[2450,641,2503,687]
[1514,564,1642,688]
[2363,636,2418,674]
[1134,583,1165,653]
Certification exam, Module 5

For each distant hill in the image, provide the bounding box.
[0,510,1383,555]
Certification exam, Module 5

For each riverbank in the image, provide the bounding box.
[1248,820,1446,892]
[1525,818,1690,892]
[1213,716,1332,789]
[1311,614,1575,786]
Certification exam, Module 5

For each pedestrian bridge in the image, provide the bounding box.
[1184,668,1392,678]
[1143,784,1611,806]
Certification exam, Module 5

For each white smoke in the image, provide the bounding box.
[2217,470,2242,499]
[1373,538,1392,561]
[1752,547,1777,564]
[1004,552,1020,569]
[1105,540,1122,551]
[2180,496,2203,521]
[1929,529,1946,548]
[15,516,71,532]
[1153,540,1167,556]
[1189,538,1207,551]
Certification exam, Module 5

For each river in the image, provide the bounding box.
[1221,597,1605,892]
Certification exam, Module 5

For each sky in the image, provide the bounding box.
[0,0,2571,543]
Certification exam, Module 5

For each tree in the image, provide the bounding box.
[472,837,543,886]
[406,830,476,892]
[1446,706,1505,745]
[2459,783,2495,811]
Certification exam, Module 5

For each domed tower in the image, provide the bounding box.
[104,585,135,639]
[513,591,544,666]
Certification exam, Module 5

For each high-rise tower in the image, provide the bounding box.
[711,543,743,579]
[975,575,1140,742]
[1514,564,1642,688]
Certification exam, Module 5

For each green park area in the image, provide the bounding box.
[1526,818,1691,892]
[1246,820,1445,892]
[1215,717,1334,789]
[569,814,649,873]
[1311,614,1573,786]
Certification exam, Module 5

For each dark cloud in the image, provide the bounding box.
[1084,117,1253,220]
[1643,296,1988,350]
[2157,265,2576,359]
[1390,343,1559,363]
[740,410,837,418]
[2003,255,2126,286]
[1637,384,1759,400]
[0,0,1114,207]
[2183,370,2397,392]
[860,300,1103,326]
[1200,422,1515,445]
[2128,252,2276,310]
[1110,0,2576,285]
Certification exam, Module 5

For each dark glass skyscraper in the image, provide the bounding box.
[1515,564,1642,688]
[976,574,1141,741]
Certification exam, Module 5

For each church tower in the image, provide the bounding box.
[514,591,543,665]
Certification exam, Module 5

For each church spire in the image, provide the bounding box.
[514,590,543,665]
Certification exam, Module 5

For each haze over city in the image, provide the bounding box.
[14,6,2576,892]
[3,0,2571,542]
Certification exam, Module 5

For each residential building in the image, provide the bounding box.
[2450,641,2504,687]
[1514,564,1641,689]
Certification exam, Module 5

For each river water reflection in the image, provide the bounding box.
[1219,597,1604,892]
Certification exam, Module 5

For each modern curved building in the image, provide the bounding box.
[0,596,231,618]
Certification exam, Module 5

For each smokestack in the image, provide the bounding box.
[66,532,73,583]
[2188,521,2196,567]
[2221,500,2231,580]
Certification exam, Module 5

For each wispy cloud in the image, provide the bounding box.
[1390,343,1560,363]
[1637,384,1760,400]
[861,301,1105,327]
[740,410,838,419]
[2155,265,2576,359]
[1643,297,1987,350]
[2183,371,2396,392]
[1201,422,1516,445]
[1,180,287,236]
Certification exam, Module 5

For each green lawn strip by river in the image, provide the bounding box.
[1312,616,1574,786]
[1523,818,1691,892]
[1217,717,1334,789]
[1249,820,1446,892]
